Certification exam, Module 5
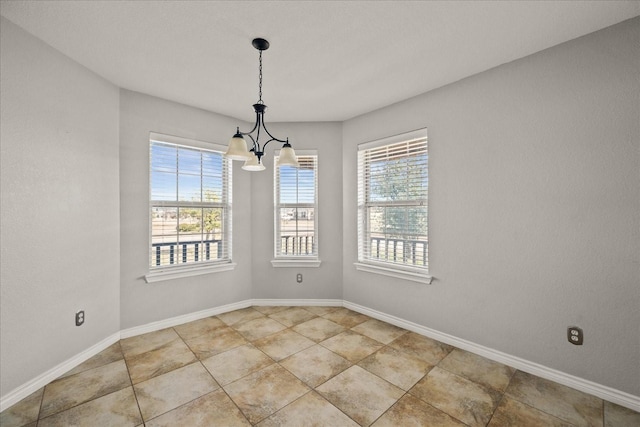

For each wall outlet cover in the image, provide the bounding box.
[567,326,583,345]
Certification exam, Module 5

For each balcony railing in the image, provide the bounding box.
[279,235,315,256]
[152,236,425,267]
[369,237,427,266]
[151,239,222,266]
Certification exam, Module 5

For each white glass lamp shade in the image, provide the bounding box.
[225,134,252,160]
[242,153,266,171]
[278,144,299,167]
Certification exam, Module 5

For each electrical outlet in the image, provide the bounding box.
[567,326,583,345]
[76,310,85,326]
[296,273,303,283]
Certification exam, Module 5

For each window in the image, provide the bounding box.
[146,133,233,282]
[273,150,319,267]
[356,129,430,283]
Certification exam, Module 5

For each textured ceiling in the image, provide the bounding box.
[1,1,638,122]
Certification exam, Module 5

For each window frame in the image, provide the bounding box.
[355,129,432,284]
[272,149,321,268]
[145,132,235,283]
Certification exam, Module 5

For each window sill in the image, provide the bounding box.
[271,259,322,268]
[354,262,432,284]
[145,262,237,283]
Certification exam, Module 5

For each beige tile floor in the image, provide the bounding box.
[2,306,639,426]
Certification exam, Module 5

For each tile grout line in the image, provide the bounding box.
[430,345,590,426]
[359,340,477,426]
[288,315,411,426]
[258,322,364,427]
[347,341,437,426]
[345,325,498,426]
[146,309,358,425]
[7,306,633,426]
[481,363,520,427]
[128,327,198,424]
[307,389,363,427]
[212,311,298,425]
[214,383,253,426]
[224,309,312,425]
[168,311,596,426]
[222,308,364,425]
[35,358,133,423]
[134,327,245,425]
[502,369,600,426]
[493,392,580,427]
[119,340,145,426]
[149,328,201,426]
[35,383,45,425]
[484,389,507,427]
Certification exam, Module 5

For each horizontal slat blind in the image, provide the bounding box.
[150,138,232,268]
[358,132,428,271]
[274,152,318,257]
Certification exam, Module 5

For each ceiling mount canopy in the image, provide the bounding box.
[224,38,299,171]
[252,37,270,51]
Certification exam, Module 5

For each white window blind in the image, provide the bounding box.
[149,135,232,269]
[357,130,428,272]
[274,151,318,258]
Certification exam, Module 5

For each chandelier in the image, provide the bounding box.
[224,38,299,171]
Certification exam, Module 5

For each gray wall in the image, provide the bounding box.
[2,12,638,403]
[250,122,344,300]
[0,18,121,396]
[342,17,640,396]
[119,90,253,329]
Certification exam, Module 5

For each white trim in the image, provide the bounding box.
[252,298,343,307]
[149,131,226,152]
[357,127,427,151]
[0,332,120,412]
[274,149,317,157]
[120,299,252,338]
[354,262,432,284]
[271,259,322,268]
[145,262,237,283]
[343,300,640,412]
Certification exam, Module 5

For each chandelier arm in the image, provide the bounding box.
[237,113,261,138]
[255,116,263,150]
[244,133,257,151]
[259,138,280,154]
[260,118,288,144]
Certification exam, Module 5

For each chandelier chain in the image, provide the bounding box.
[258,50,263,104]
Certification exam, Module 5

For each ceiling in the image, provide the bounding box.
[1,1,638,122]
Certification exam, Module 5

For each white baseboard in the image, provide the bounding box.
[0,332,120,412]
[119,299,343,339]
[120,299,253,339]
[252,298,343,307]
[1,300,254,412]
[343,300,640,412]
[4,299,638,414]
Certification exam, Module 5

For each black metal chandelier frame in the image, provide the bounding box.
[231,38,292,164]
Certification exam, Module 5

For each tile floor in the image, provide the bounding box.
[2,306,639,426]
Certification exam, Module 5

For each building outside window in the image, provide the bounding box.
[357,129,430,283]
[148,133,232,276]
